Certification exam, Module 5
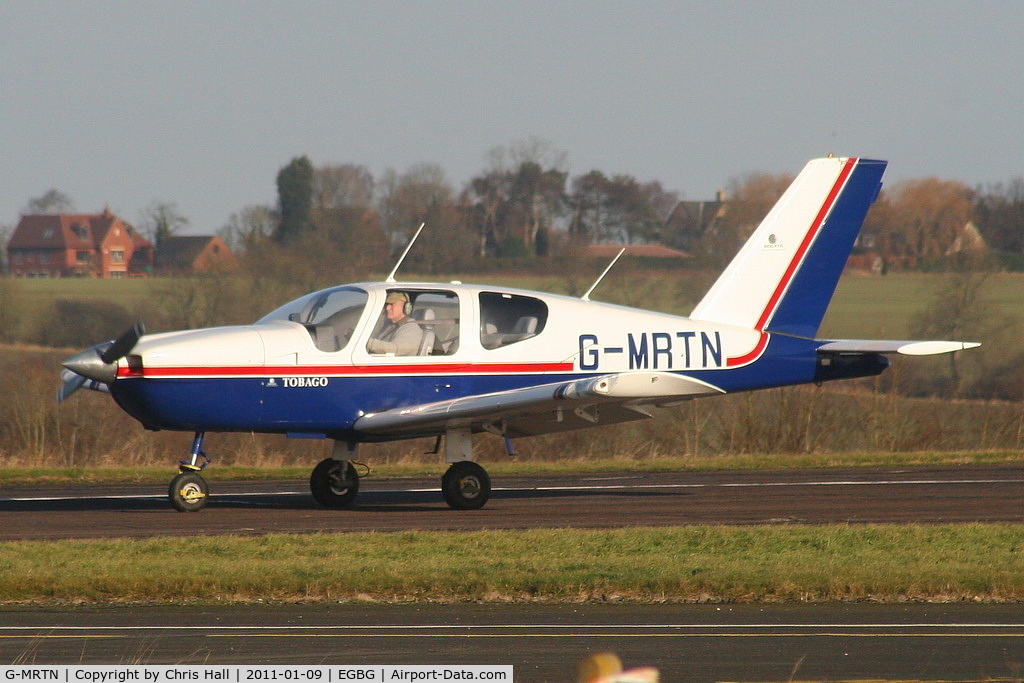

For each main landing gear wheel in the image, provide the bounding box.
[310,458,360,508]
[441,461,491,510]
[169,471,209,512]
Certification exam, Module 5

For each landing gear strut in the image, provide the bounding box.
[169,431,210,512]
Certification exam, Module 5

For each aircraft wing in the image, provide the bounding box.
[353,371,724,440]
[817,339,981,356]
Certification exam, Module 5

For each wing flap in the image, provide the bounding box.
[353,371,723,440]
[818,339,981,356]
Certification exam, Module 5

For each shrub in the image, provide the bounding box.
[40,299,136,349]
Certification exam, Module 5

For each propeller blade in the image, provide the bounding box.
[56,368,111,403]
[56,369,88,403]
[58,322,145,402]
[99,322,145,364]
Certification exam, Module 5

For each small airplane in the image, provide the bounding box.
[57,156,979,512]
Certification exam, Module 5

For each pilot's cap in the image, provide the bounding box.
[385,291,410,304]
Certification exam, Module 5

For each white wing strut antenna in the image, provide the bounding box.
[581,247,625,301]
[385,222,425,284]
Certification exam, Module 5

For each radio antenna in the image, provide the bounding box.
[385,222,425,283]
[581,247,625,301]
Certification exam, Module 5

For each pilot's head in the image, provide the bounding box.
[384,291,410,322]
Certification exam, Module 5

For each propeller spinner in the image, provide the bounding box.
[57,322,145,402]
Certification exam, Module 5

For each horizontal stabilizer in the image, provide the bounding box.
[818,339,981,356]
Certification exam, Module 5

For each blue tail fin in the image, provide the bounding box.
[690,156,886,338]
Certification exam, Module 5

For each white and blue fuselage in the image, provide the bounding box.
[108,284,851,438]
[59,156,978,511]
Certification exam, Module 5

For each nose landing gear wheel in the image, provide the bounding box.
[310,458,360,508]
[169,471,209,512]
[441,461,491,510]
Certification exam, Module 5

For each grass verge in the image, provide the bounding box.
[1,524,1021,605]
[0,450,1020,486]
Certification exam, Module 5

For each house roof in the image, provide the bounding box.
[664,199,727,238]
[155,235,227,270]
[583,243,691,259]
[8,210,151,250]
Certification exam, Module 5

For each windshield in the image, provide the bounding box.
[257,286,368,352]
[258,286,368,325]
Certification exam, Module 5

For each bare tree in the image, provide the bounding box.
[314,164,375,209]
[220,204,277,253]
[507,161,567,252]
[140,201,189,246]
[486,136,569,174]
[377,163,453,241]
[908,257,998,396]
[23,189,75,214]
[879,179,973,261]
[568,170,609,243]
[973,178,1024,254]
[462,169,507,257]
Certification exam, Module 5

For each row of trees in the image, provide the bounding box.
[217,144,1024,280]
[11,139,1024,276]
[221,141,679,279]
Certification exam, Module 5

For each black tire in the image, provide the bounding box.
[441,461,491,510]
[310,458,360,508]
[169,471,209,512]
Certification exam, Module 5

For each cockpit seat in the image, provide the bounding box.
[414,308,436,355]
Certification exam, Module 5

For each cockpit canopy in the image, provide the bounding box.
[258,284,549,355]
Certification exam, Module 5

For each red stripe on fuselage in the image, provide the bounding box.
[117,361,576,379]
[726,331,769,368]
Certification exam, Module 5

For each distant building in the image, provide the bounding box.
[7,208,153,278]
[154,235,239,274]
[847,221,989,274]
[662,192,728,252]
[583,243,691,260]
[946,220,989,255]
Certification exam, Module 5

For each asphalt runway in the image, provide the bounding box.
[1,464,1022,680]
[1,603,1023,681]
[0,464,1021,540]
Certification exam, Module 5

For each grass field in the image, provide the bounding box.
[1,524,1021,605]
[16,268,1022,332]
[9,270,1024,342]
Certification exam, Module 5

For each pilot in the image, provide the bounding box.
[366,291,423,355]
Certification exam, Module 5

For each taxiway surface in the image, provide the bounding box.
[2,603,1023,681]
[0,464,1022,540]
[1,464,1021,680]
[2,464,1024,540]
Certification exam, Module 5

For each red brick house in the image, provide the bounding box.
[154,235,239,274]
[7,209,154,278]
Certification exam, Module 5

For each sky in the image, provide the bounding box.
[3,1,1023,234]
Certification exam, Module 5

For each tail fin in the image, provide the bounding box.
[689,156,886,338]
